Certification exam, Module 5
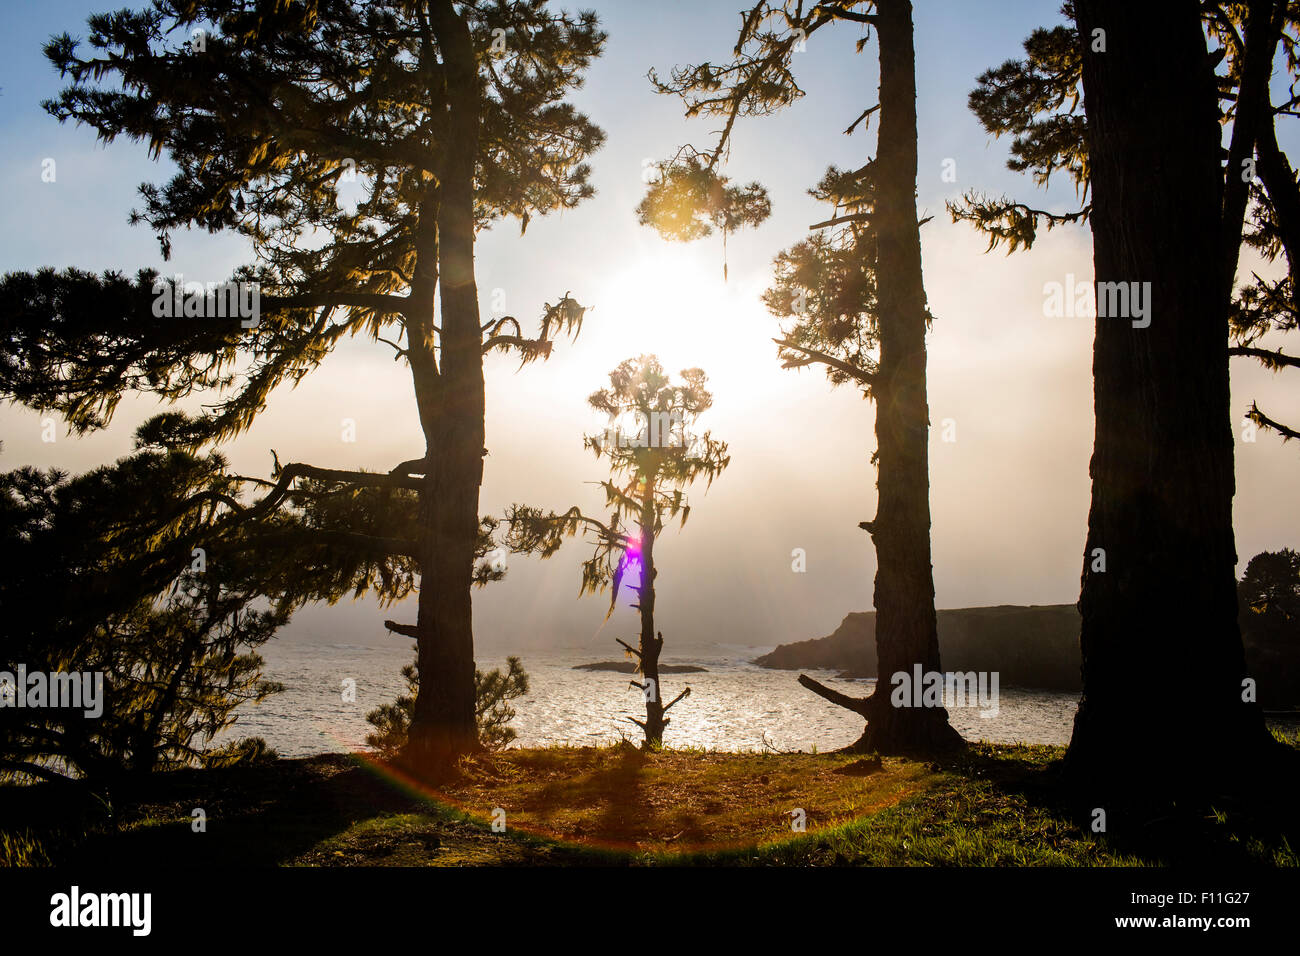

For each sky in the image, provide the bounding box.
[1,1,1298,656]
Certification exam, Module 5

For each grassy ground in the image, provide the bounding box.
[436,746,933,853]
[2,739,1297,866]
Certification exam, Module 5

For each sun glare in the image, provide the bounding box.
[581,242,769,392]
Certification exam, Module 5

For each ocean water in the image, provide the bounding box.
[219,638,1087,757]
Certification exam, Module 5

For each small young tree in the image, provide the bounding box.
[506,356,729,747]
[365,655,530,757]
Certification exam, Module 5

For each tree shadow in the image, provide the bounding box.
[44,755,428,866]
[452,745,715,850]
[513,746,657,842]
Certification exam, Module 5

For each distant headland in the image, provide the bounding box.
[754,604,1300,707]
[754,605,1082,691]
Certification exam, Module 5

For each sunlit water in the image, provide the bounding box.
[220,638,1092,757]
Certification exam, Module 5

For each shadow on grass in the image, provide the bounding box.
[515,746,662,846]
[667,741,1300,867]
[9,741,1296,867]
[4,753,620,867]
[66,755,423,866]
[927,742,1300,867]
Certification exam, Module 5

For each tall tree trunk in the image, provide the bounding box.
[1065,0,1276,792]
[857,0,962,754]
[406,0,485,774]
[637,480,665,746]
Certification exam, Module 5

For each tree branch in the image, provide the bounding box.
[797,673,872,718]
[384,620,421,639]
[263,291,411,317]
[662,686,692,713]
[815,3,877,26]
[376,335,408,360]
[276,463,424,491]
[482,333,551,356]
[1219,0,1284,303]
[1247,401,1300,441]
[843,104,879,135]
[774,337,876,386]
[255,528,421,559]
[1230,345,1300,370]
[390,457,432,477]
[809,212,872,230]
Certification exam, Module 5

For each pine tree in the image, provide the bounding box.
[1,1,606,776]
[953,1,1294,791]
[0,417,344,783]
[640,0,963,753]
[1238,548,1300,708]
[505,356,729,746]
[953,1,1300,440]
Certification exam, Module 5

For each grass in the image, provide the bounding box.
[435,744,933,853]
[703,745,1140,866]
[2,740,1297,867]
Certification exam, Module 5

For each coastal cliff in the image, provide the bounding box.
[754,605,1082,691]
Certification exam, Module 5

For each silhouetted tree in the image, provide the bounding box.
[2,1,606,775]
[953,1,1292,790]
[1239,548,1300,707]
[0,420,308,782]
[1074,0,1279,787]
[640,0,963,753]
[953,1,1300,442]
[505,356,729,746]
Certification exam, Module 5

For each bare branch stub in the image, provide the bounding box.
[797,673,873,720]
